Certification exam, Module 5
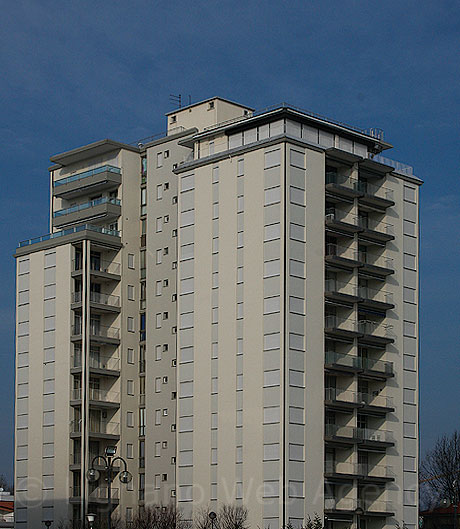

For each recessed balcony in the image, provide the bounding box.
[325,280,360,304]
[70,419,120,439]
[71,324,120,345]
[325,315,360,339]
[358,427,395,447]
[358,251,394,276]
[358,499,394,516]
[325,425,394,447]
[358,180,395,209]
[325,210,361,235]
[357,216,395,243]
[70,388,120,408]
[324,497,357,513]
[359,392,394,413]
[71,354,120,376]
[362,357,394,378]
[69,486,120,505]
[71,291,121,313]
[325,173,362,200]
[325,388,361,410]
[53,197,121,229]
[325,461,395,482]
[358,286,394,311]
[358,320,395,346]
[53,165,121,199]
[326,244,361,270]
[72,258,121,279]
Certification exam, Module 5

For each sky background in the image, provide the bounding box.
[0,0,459,483]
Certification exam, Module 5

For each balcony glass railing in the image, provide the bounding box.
[72,324,120,340]
[72,354,120,371]
[357,216,394,235]
[324,497,357,511]
[325,315,359,333]
[325,209,358,227]
[358,286,393,305]
[325,461,394,479]
[360,180,394,202]
[358,320,394,339]
[325,279,358,298]
[70,419,120,436]
[72,291,120,307]
[325,388,360,405]
[54,165,121,187]
[72,258,121,275]
[358,251,394,270]
[325,424,394,444]
[359,392,394,409]
[18,224,120,247]
[325,351,361,370]
[326,173,361,192]
[326,243,358,261]
[358,499,393,513]
[362,357,394,375]
[71,388,120,403]
[54,197,121,217]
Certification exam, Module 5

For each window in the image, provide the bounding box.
[264,148,281,169]
[170,115,177,124]
[156,280,163,296]
[155,410,161,425]
[157,184,163,200]
[164,151,170,159]
[264,187,281,205]
[163,279,169,287]
[155,377,161,393]
[164,214,169,223]
[209,141,215,155]
[127,348,134,364]
[163,409,168,416]
[127,380,134,395]
[128,285,135,301]
[127,317,135,332]
[156,249,162,264]
[127,411,134,428]
[157,152,163,168]
[156,314,162,328]
[156,217,163,232]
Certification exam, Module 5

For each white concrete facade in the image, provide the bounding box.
[14,98,420,529]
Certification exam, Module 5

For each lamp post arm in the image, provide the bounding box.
[111,456,128,471]
[90,455,108,469]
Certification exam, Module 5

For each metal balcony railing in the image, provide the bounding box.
[71,354,120,371]
[70,419,120,436]
[325,461,394,479]
[73,258,121,275]
[325,424,356,440]
[18,224,120,248]
[325,424,394,444]
[325,279,358,298]
[325,315,359,334]
[71,388,120,403]
[357,216,394,235]
[54,165,121,187]
[54,197,121,217]
[360,180,394,202]
[358,286,393,305]
[360,392,394,409]
[72,324,120,340]
[358,320,395,339]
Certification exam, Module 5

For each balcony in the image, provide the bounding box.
[70,486,120,504]
[53,197,121,228]
[70,452,120,471]
[325,388,361,410]
[325,425,394,447]
[362,357,394,378]
[358,499,394,516]
[17,224,121,251]
[72,291,121,313]
[53,165,121,199]
[325,351,361,373]
[325,210,361,235]
[324,497,357,513]
[325,461,394,481]
[359,180,395,209]
[358,320,395,346]
[70,388,120,408]
[72,258,121,278]
[358,286,394,311]
[325,315,360,340]
[357,216,395,243]
[325,173,362,200]
[70,419,120,439]
[325,244,361,270]
[360,392,394,412]
[71,354,120,375]
[71,324,120,345]
[358,251,394,276]
[325,280,360,304]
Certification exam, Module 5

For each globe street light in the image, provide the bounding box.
[86,446,132,529]
[86,513,96,529]
[43,522,52,528]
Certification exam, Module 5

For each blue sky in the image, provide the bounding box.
[0,0,459,482]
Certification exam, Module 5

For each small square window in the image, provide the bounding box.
[163,376,168,384]
[164,182,170,189]
[163,409,168,416]
[172,293,177,302]
[172,326,177,334]
[163,343,169,352]
[163,247,169,255]
[164,151,170,159]
[164,215,170,223]
[163,279,169,287]
[171,359,177,367]
[171,457,176,465]
[162,441,168,448]
[163,312,169,320]
[172,261,177,269]
[172,229,178,238]
[172,196,178,204]
[208,101,215,110]
[171,424,176,431]
[171,391,177,399]
[162,473,167,481]
[170,116,177,124]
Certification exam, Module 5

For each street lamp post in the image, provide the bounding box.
[86,446,132,529]
[43,522,52,528]
[86,513,96,529]
[355,506,364,529]
[209,511,217,529]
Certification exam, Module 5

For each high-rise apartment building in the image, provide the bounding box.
[14,98,421,529]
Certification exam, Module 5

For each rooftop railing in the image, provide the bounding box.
[54,197,120,218]
[371,154,413,176]
[19,224,120,248]
[54,165,121,187]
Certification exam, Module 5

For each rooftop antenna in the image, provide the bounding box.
[170,94,182,109]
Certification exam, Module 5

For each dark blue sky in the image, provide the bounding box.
[1,1,459,482]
